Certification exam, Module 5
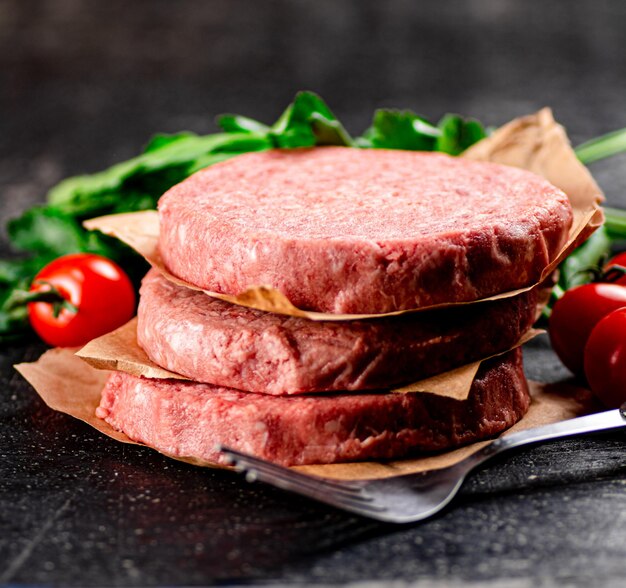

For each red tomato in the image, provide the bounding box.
[28,253,136,347]
[549,283,626,375]
[584,307,626,408]
[603,252,626,286]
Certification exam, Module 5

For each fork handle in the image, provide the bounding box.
[461,402,626,469]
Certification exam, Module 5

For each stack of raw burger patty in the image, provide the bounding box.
[96,147,573,466]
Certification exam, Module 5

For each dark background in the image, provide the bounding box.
[1,1,626,586]
[4,0,626,227]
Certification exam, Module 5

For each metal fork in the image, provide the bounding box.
[220,403,626,523]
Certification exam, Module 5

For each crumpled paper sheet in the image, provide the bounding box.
[84,108,604,322]
[15,347,596,480]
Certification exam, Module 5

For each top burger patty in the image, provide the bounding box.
[158,147,573,314]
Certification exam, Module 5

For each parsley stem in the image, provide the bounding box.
[575,128,626,165]
[603,206,626,241]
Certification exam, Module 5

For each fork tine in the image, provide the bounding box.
[304,491,387,516]
[238,463,387,516]
[219,446,369,498]
[219,446,386,515]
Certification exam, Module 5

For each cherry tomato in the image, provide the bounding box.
[584,307,626,408]
[549,282,626,375]
[28,253,136,347]
[603,252,626,286]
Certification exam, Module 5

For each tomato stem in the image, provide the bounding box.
[4,283,78,318]
[602,264,626,283]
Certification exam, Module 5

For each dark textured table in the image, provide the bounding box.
[1,2,626,586]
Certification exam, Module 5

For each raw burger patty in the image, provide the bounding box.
[137,269,538,395]
[96,349,530,467]
[158,147,572,313]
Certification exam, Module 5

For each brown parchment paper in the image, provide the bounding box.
[14,348,597,481]
[75,316,541,402]
[463,107,605,251]
[84,108,604,322]
[76,317,188,381]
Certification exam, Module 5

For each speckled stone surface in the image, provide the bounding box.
[1,1,626,586]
